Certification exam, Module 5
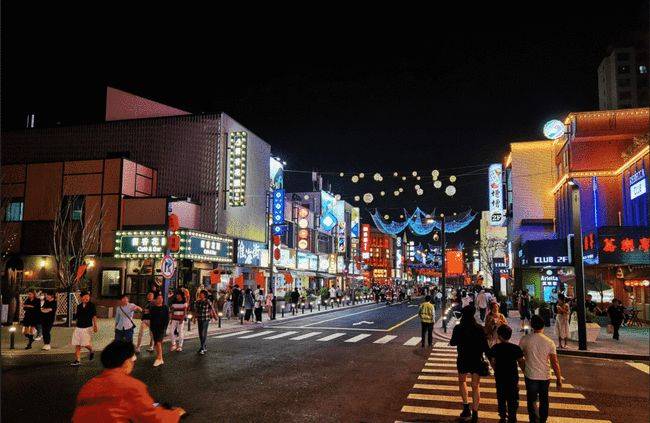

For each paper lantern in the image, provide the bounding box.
[354,195,360,201]
[380,191,385,196]
[393,172,398,177]
[412,171,417,177]
[393,191,400,196]
[445,185,456,196]
[401,176,406,181]
[431,169,439,179]
[339,172,344,177]
[363,193,374,204]
[449,175,457,183]
[373,173,382,181]
[359,173,365,178]
[399,187,403,192]
[351,175,359,183]
[434,180,442,189]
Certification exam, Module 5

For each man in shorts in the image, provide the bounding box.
[71,292,98,366]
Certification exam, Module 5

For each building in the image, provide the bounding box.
[361,224,395,286]
[598,46,649,110]
[478,211,507,291]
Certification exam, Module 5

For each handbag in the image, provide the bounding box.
[117,306,137,331]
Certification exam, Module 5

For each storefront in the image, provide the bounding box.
[296,251,319,290]
[273,247,296,299]
[519,239,573,301]
[235,238,269,291]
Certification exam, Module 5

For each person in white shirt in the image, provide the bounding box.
[476,290,488,322]
[329,286,337,302]
[461,291,472,309]
[519,315,563,423]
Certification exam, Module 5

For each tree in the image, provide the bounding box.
[52,196,104,325]
[479,237,507,285]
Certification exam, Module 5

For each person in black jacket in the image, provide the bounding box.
[231,285,242,317]
[607,298,625,341]
[290,288,300,312]
[21,290,41,349]
[450,305,490,423]
[40,291,57,350]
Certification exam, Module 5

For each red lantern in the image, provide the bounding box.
[168,234,181,252]
[273,235,281,246]
[168,213,180,232]
[274,248,281,260]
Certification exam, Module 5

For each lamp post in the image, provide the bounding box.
[440,214,448,332]
[569,179,588,350]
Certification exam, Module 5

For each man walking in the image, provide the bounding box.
[71,292,97,366]
[114,294,142,343]
[519,315,563,423]
[477,289,488,322]
[418,295,435,348]
[487,325,525,423]
[194,290,217,355]
[40,291,57,350]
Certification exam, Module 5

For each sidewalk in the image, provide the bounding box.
[1,299,375,357]
[433,311,650,360]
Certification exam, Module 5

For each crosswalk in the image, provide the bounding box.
[211,329,435,347]
[399,346,610,423]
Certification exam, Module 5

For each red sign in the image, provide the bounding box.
[168,234,181,252]
[168,213,180,232]
[210,269,221,285]
[361,224,370,253]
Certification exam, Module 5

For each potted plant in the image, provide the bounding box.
[319,287,330,303]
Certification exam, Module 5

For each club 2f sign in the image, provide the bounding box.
[161,254,176,279]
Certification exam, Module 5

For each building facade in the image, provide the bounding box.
[598,46,649,110]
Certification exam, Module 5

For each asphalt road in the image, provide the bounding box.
[2,300,648,422]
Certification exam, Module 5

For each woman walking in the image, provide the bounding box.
[484,301,507,347]
[135,292,155,353]
[40,291,57,350]
[21,290,40,349]
[243,288,255,323]
[169,292,187,352]
[148,294,169,367]
[450,305,490,423]
[254,288,264,323]
[555,294,570,348]
[265,291,274,319]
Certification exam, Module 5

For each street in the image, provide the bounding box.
[2,301,648,422]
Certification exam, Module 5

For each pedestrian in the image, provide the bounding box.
[40,291,57,351]
[265,291,274,319]
[254,288,264,323]
[71,291,97,366]
[243,288,255,322]
[607,298,625,341]
[329,285,337,304]
[555,294,570,349]
[435,290,443,310]
[194,290,217,355]
[291,287,300,311]
[34,290,45,341]
[476,289,488,322]
[224,289,233,319]
[487,325,525,423]
[518,289,531,332]
[21,290,40,349]
[231,284,242,317]
[519,315,563,423]
[149,293,169,367]
[418,295,435,348]
[72,340,184,422]
[461,291,472,308]
[135,291,155,353]
[484,301,507,347]
[114,294,142,344]
[450,305,490,423]
[169,292,187,352]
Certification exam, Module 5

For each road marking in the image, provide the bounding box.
[434,342,452,348]
[420,368,457,374]
[403,337,421,346]
[416,375,574,389]
[345,334,372,343]
[374,335,398,344]
[424,362,456,367]
[400,406,610,422]
[317,332,347,342]
[238,330,275,339]
[264,331,298,340]
[429,353,457,357]
[387,314,419,332]
[406,393,598,411]
[212,330,252,338]
[302,305,387,327]
[626,362,650,374]
[411,384,585,399]
[290,332,322,340]
[270,325,387,332]
[352,321,374,326]
[427,357,456,362]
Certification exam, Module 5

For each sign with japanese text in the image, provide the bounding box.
[488,163,504,226]
[237,239,269,267]
[598,226,650,265]
[361,224,371,255]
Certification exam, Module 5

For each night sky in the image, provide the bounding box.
[2,3,648,249]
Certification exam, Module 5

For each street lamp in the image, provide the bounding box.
[569,179,588,350]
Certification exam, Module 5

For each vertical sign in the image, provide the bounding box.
[272,189,285,225]
[361,224,370,259]
[320,191,337,231]
[488,163,504,226]
[350,207,360,238]
[335,201,346,253]
[269,157,284,190]
[228,131,248,206]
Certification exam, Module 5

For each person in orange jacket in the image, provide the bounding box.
[72,340,185,422]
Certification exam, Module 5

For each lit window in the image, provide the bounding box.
[640,65,648,74]
[64,196,84,221]
[4,200,24,222]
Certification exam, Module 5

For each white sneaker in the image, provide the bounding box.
[153,359,164,367]
[34,336,42,341]
[41,344,51,351]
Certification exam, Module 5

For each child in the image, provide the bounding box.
[487,325,525,423]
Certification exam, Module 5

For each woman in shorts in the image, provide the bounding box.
[148,294,169,367]
[135,292,155,353]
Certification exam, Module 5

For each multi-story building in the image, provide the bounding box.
[361,224,395,286]
[478,211,507,291]
[598,46,649,110]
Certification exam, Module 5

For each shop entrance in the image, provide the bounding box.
[125,275,161,307]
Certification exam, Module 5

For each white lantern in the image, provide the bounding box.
[351,175,359,183]
[359,173,365,178]
[434,180,442,189]
[363,193,374,204]
[431,169,439,179]
[445,185,456,196]
[393,190,400,196]
[354,195,360,201]
[373,173,382,181]
[412,171,417,177]
[339,172,344,177]
[384,214,390,220]
[399,187,403,192]
[449,175,457,183]
[380,191,385,196]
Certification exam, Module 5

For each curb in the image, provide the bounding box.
[556,348,650,361]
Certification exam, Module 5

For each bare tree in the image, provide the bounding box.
[479,237,507,284]
[52,196,105,325]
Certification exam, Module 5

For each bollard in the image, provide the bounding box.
[281,305,285,318]
[442,317,447,333]
[218,312,223,328]
[309,303,313,313]
[187,314,193,332]
[318,302,321,311]
[301,304,305,314]
[9,325,16,349]
[240,309,244,325]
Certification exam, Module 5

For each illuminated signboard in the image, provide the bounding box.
[373,269,387,278]
[272,189,285,225]
[270,157,284,190]
[115,230,167,258]
[350,207,360,238]
[361,224,370,258]
[237,239,269,267]
[296,206,311,250]
[297,252,318,271]
[320,191,337,231]
[630,169,646,200]
[333,202,346,253]
[520,239,571,267]
[395,237,403,269]
[276,247,296,269]
[543,119,565,140]
[488,163,504,226]
[318,254,330,272]
[598,226,650,265]
[337,255,345,273]
[180,231,233,263]
[329,254,337,274]
[228,131,248,207]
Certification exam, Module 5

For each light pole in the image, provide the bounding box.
[569,180,588,350]
[440,214,447,332]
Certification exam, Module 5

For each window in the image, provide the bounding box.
[640,65,648,74]
[101,269,122,297]
[63,196,84,221]
[4,200,24,221]
[617,65,630,74]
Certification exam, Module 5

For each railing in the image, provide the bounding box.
[18,292,81,321]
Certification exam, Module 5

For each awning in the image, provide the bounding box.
[293,271,318,277]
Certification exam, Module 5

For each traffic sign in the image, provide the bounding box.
[161,254,176,279]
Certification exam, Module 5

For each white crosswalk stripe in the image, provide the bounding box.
[416,375,575,389]
[317,333,346,342]
[345,334,372,343]
[401,406,610,422]
[264,331,298,340]
[374,335,398,344]
[403,337,421,346]
[238,330,275,339]
[213,330,252,338]
[434,342,453,348]
[290,332,322,340]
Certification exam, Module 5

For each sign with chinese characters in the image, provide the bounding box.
[270,157,284,190]
[276,247,296,269]
[630,168,646,200]
[407,240,416,262]
[598,226,650,265]
[318,254,330,272]
[329,254,337,274]
[320,191,337,231]
[337,255,345,273]
[227,131,248,207]
[335,202,346,253]
[361,224,371,258]
[297,252,318,271]
[350,207,360,238]
[237,239,269,267]
[395,237,403,269]
[115,230,167,258]
[181,231,233,263]
[488,164,504,226]
[272,189,285,225]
